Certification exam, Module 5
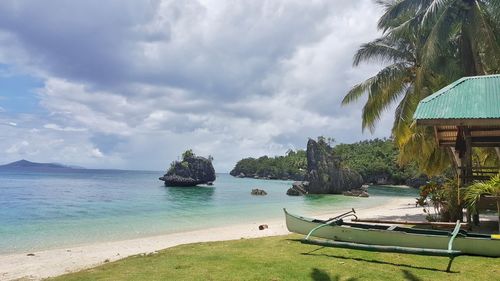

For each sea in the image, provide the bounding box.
[0,170,418,254]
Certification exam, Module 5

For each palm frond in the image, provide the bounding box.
[421,3,460,70]
[486,0,500,25]
[378,0,432,32]
[397,125,449,175]
[468,1,500,73]
[386,12,426,40]
[392,85,419,144]
[421,0,455,25]
[464,174,500,213]
[342,77,376,105]
[353,37,415,66]
[361,63,411,132]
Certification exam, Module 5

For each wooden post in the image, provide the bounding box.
[455,127,468,223]
[447,147,460,172]
[448,147,461,207]
[464,128,472,185]
[463,128,479,225]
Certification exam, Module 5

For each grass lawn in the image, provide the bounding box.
[49,234,499,281]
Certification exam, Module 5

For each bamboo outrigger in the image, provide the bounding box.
[352,218,470,229]
[284,209,500,271]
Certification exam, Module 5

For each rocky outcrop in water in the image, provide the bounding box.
[343,185,369,197]
[159,152,216,187]
[405,175,429,188]
[286,181,309,196]
[251,188,267,195]
[305,138,363,194]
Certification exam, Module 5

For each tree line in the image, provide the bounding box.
[230,138,420,184]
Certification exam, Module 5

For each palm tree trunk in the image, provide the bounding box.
[462,24,481,76]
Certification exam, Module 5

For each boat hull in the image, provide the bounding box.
[284,209,500,257]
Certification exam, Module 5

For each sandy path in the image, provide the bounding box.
[0,197,422,281]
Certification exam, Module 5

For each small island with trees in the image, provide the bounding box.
[159,150,216,187]
[230,137,421,186]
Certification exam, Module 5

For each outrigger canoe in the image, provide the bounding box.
[284,208,500,257]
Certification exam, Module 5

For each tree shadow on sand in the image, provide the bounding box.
[310,268,358,281]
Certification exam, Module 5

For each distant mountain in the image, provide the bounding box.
[0,159,83,170]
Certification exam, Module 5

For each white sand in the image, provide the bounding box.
[0,197,423,281]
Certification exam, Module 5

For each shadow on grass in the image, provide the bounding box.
[301,251,458,274]
[285,238,459,274]
[401,269,423,281]
[310,268,358,281]
[282,238,460,275]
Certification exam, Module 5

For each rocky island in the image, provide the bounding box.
[286,138,363,195]
[305,138,363,193]
[0,159,84,171]
[159,150,216,187]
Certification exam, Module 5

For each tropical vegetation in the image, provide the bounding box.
[464,174,500,230]
[231,138,420,184]
[168,149,213,170]
[230,149,307,180]
[343,0,500,222]
[343,0,500,175]
[334,138,419,185]
[416,179,461,222]
[49,234,496,281]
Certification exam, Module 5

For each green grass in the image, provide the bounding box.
[49,234,499,281]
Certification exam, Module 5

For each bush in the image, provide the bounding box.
[416,179,462,222]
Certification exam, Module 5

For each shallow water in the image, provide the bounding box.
[0,170,417,254]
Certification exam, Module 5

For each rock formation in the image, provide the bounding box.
[251,189,267,195]
[406,175,429,188]
[305,138,363,194]
[286,181,309,196]
[159,153,216,187]
[343,186,370,197]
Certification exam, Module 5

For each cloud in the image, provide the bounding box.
[90,147,104,158]
[0,115,124,167]
[0,0,394,171]
[5,140,30,154]
[44,123,87,132]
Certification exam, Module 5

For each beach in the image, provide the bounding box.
[0,197,423,281]
[1,1,498,280]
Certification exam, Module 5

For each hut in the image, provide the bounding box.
[413,74,500,223]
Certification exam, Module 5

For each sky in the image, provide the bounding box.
[0,0,395,172]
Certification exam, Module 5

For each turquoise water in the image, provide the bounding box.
[0,170,417,254]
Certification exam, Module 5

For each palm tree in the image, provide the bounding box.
[464,174,500,230]
[342,34,419,133]
[342,26,450,174]
[344,0,499,174]
[378,0,500,75]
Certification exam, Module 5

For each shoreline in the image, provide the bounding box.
[0,197,423,281]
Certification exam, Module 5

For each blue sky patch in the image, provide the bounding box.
[0,64,44,114]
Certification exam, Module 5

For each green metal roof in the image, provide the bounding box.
[414,74,500,122]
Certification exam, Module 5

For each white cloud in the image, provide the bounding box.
[44,123,87,132]
[0,0,394,171]
[90,147,104,158]
[6,140,30,154]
